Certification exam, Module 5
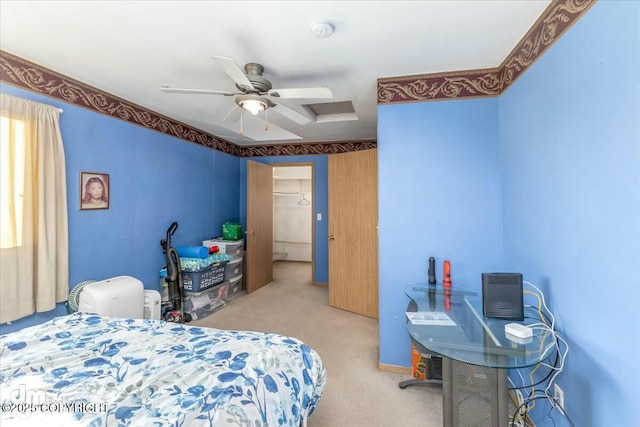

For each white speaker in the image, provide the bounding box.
[143,289,162,320]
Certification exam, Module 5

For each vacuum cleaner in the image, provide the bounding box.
[160,222,191,323]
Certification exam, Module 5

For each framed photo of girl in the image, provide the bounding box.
[80,172,110,210]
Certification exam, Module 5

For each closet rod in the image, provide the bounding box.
[273,191,310,195]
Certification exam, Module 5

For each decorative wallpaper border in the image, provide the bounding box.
[240,140,377,157]
[0,50,241,156]
[0,50,376,157]
[377,0,595,104]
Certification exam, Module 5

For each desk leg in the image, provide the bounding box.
[443,360,509,427]
[442,357,453,427]
[497,368,508,427]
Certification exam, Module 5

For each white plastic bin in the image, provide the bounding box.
[227,275,244,300]
[184,281,229,320]
[203,239,244,259]
[224,257,243,280]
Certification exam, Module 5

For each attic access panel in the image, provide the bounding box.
[304,101,358,123]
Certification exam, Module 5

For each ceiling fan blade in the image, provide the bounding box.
[271,103,312,125]
[267,87,333,99]
[223,106,242,123]
[160,86,235,96]
[211,55,254,91]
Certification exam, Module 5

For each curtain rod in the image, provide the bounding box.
[3,94,63,113]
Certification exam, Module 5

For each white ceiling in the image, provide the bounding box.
[0,1,550,146]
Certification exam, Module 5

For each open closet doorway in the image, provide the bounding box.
[272,165,314,284]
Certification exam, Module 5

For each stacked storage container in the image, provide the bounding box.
[183,281,228,320]
[203,238,244,300]
[182,260,229,320]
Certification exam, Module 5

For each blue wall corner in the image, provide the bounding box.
[378,2,639,425]
[0,84,240,334]
[377,97,503,367]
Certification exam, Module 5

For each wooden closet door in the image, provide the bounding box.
[246,160,273,293]
[328,149,378,319]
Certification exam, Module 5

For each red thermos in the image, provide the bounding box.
[443,260,452,311]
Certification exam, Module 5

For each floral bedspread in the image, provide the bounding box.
[0,313,326,426]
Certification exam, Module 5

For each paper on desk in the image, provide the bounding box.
[406,311,456,326]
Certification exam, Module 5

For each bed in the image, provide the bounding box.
[0,312,326,426]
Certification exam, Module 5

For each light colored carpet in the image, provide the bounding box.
[191,261,443,427]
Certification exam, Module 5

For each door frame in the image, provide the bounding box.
[271,162,315,281]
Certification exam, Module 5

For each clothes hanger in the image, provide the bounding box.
[298,193,311,205]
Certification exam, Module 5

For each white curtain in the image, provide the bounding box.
[0,94,69,323]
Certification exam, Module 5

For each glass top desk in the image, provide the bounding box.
[403,284,556,427]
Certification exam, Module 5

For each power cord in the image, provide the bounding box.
[512,393,576,427]
[510,323,563,419]
[508,351,559,391]
[523,281,556,330]
[509,308,559,392]
[507,280,575,427]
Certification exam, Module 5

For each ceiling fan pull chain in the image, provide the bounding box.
[240,109,244,135]
[265,108,269,131]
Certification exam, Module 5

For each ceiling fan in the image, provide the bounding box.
[161,56,333,126]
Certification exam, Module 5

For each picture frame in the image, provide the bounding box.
[80,172,110,210]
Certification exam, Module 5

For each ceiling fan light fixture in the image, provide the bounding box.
[237,95,267,115]
[241,99,266,115]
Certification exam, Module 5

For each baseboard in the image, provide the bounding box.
[312,281,327,287]
[377,362,412,375]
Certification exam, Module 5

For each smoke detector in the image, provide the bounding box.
[311,21,335,38]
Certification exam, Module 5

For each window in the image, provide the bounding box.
[0,94,69,324]
[0,115,25,248]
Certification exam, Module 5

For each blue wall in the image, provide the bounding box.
[238,155,329,284]
[377,98,504,366]
[499,2,640,426]
[0,84,240,334]
[378,2,639,425]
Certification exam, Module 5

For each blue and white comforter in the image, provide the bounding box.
[0,313,326,426]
